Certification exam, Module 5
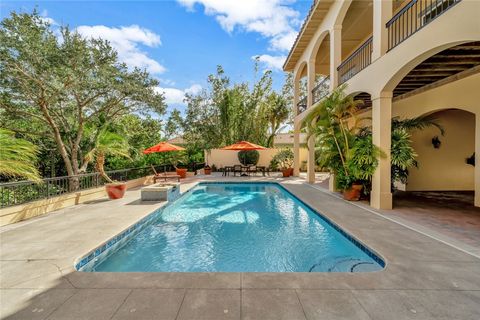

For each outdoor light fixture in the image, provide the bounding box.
[432,136,442,149]
[466,153,475,166]
[431,136,441,149]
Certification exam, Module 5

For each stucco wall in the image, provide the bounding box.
[205,148,309,169]
[407,110,475,191]
[354,73,479,192]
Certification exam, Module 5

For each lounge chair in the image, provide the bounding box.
[151,165,180,183]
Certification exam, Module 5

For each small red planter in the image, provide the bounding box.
[176,168,188,179]
[343,183,363,201]
[105,183,127,199]
[204,168,212,175]
[282,168,293,177]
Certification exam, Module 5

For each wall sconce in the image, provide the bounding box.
[431,136,441,149]
[466,153,475,166]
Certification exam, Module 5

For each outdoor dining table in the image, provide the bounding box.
[222,165,268,176]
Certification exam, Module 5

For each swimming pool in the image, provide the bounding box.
[77,182,384,272]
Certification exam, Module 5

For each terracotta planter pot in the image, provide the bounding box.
[343,183,363,201]
[287,168,294,176]
[204,168,212,175]
[282,168,291,177]
[105,183,127,200]
[176,168,188,179]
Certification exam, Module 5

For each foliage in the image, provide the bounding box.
[238,150,260,165]
[83,128,131,183]
[0,129,40,181]
[181,61,291,150]
[0,11,166,179]
[271,149,294,170]
[302,85,381,190]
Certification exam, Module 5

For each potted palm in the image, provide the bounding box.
[272,149,294,177]
[303,85,382,200]
[84,129,131,199]
[168,152,188,178]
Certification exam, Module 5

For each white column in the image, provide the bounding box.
[293,121,300,177]
[372,0,393,61]
[306,60,316,183]
[371,92,393,210]
[293,70,300,177]
[329,25,342,90]
[475,112,480,207]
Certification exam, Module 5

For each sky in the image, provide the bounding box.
[0,0,311,116]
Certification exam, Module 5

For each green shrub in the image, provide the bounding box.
[238,150,260,165]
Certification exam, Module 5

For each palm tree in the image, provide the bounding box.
[0,129,40,181]
[83,129,131,183]
[302,85,379,190]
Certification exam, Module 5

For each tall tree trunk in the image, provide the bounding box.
[95,152,112,183]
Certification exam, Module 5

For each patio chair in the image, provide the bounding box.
[233,165,242,176]
[247,165,258,176]
[151,165,181,183]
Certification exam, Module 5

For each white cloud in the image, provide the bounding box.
[76,25,165,74]
[254,54,286,71]
[156,84,202,105]
[40,9,59,26]
[177,0,299,52]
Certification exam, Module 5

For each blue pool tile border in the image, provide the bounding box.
[75,181,385,271]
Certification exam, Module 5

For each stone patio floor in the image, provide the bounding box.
[1,175,480,320]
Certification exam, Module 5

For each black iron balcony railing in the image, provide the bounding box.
[337,36,373,84]
[312,76,330,105]
[387,0,461,51]
[297,96,307,115]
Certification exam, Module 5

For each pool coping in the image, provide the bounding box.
[75,181,386,272]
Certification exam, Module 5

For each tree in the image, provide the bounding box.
[181,62,289,150]
[83,129,131,183]
[0,11,166,178]
[265,92,289,147]
[0,129,40,181]
[164,109,184,139]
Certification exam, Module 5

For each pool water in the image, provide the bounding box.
[88,183,384,272]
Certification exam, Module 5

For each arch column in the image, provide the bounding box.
[371,92,393,210]
[372,0,392,61]
[476,112,480,207]
[330,25,342,90]
[306,59,316,183]
[293,68,300,177]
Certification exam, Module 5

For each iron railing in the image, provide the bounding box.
[387,0,461,51]
[297,96,307,115]
[0,164,179,208]
[312,76,330,105]
[338,36,373,84]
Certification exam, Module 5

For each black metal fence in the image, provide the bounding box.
[387,0,461,51]
[312,76,330,105]
[338,36,373,85]
[297,96,307,115]
[0,163,201,208]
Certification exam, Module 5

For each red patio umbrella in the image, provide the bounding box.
[143,142,186,173]
[220,141,266,170]
[143,142,185,154]
[220,141,266,151]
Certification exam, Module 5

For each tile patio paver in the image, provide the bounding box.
[0,175,479,319]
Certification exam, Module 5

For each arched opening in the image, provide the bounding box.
[338,0,374,84]
[402,108,475,195]
[295,62,308,115]
[311,33,331,105]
